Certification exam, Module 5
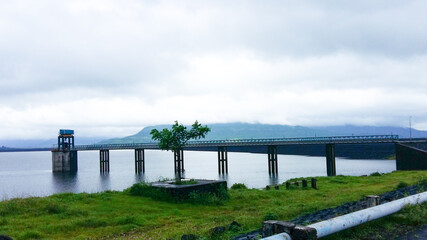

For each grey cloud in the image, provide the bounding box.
[0,1,427,139]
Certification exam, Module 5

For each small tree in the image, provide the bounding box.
[150,121,210,180]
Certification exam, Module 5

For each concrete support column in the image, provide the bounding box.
[218,146,228,174]
[174,149,184,179]
[100,150,110,173]
[135,149,145,173]
[326,144,336,176]
[52,150,78,172]
[268,145,278,175]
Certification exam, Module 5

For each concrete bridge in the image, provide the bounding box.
[50,130,427,176]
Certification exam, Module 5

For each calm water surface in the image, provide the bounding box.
[0,150,396,199]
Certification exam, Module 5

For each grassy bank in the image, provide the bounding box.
[0,171,426,240]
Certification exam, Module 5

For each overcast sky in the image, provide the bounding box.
[1,0,427,139]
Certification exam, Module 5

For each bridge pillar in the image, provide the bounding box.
[174,149,184,179]
[100,150,110,173]
[218,146,228,174]
[326,144,336,176]
[52,150,78,172]
[268,145,278,175]
[135,149,145,173]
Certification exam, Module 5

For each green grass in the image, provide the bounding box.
[0,171,426,240]
[173,179,199,185]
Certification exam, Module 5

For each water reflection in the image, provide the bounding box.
[218,174,229,181]
[51,172,78,193]
[175,171,186,180]
[134,173,146,183]
[99,173,111,190]
[269,174,279,186]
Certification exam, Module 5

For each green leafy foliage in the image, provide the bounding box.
[173,179,199,185]
[127,182,172,202]
[396,181,410,189]
[150,121,210,151]
[263,211,279,221]
[370,171,382,176]
[230,183,248,190]
[417,178,427,191]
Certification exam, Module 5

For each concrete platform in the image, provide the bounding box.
[151,179,227,197]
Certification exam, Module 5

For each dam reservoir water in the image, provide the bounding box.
[0,150,396,200]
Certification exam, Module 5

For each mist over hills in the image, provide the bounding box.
[0,137,104,149]
[1,123,426,148]
[98,123,427,144]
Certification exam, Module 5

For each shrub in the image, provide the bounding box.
[394,202,427,226]
[417,178,427,192]
[370,172,382,176]
[127,182,152,196]
[263,212,279,221]
[44,201,66,214]
[230,183,248,190]
[188,185,229,205]
[396,181,410,189]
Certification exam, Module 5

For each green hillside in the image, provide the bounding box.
[99,123,331,144]
[99,123,427,144]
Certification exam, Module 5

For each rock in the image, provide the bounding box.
[291,225,317,240]
[247,234,259,239]
[275,221,296,235]
[0,236,13,240]
[181,234,197,240]
[262,220,277,237]
[311,178,317,189]
[210,226,226,236]
[302,179,308,187]
[231,229,261,240]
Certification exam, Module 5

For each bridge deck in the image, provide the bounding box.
[1,135,426,153]
[74,135,400,151]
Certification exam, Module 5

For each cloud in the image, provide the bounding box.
[0,1,426,139]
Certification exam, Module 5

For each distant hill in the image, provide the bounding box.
[98,123,427,144]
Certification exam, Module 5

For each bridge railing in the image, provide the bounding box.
[73,135,399,151]
[193,134,398,143]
